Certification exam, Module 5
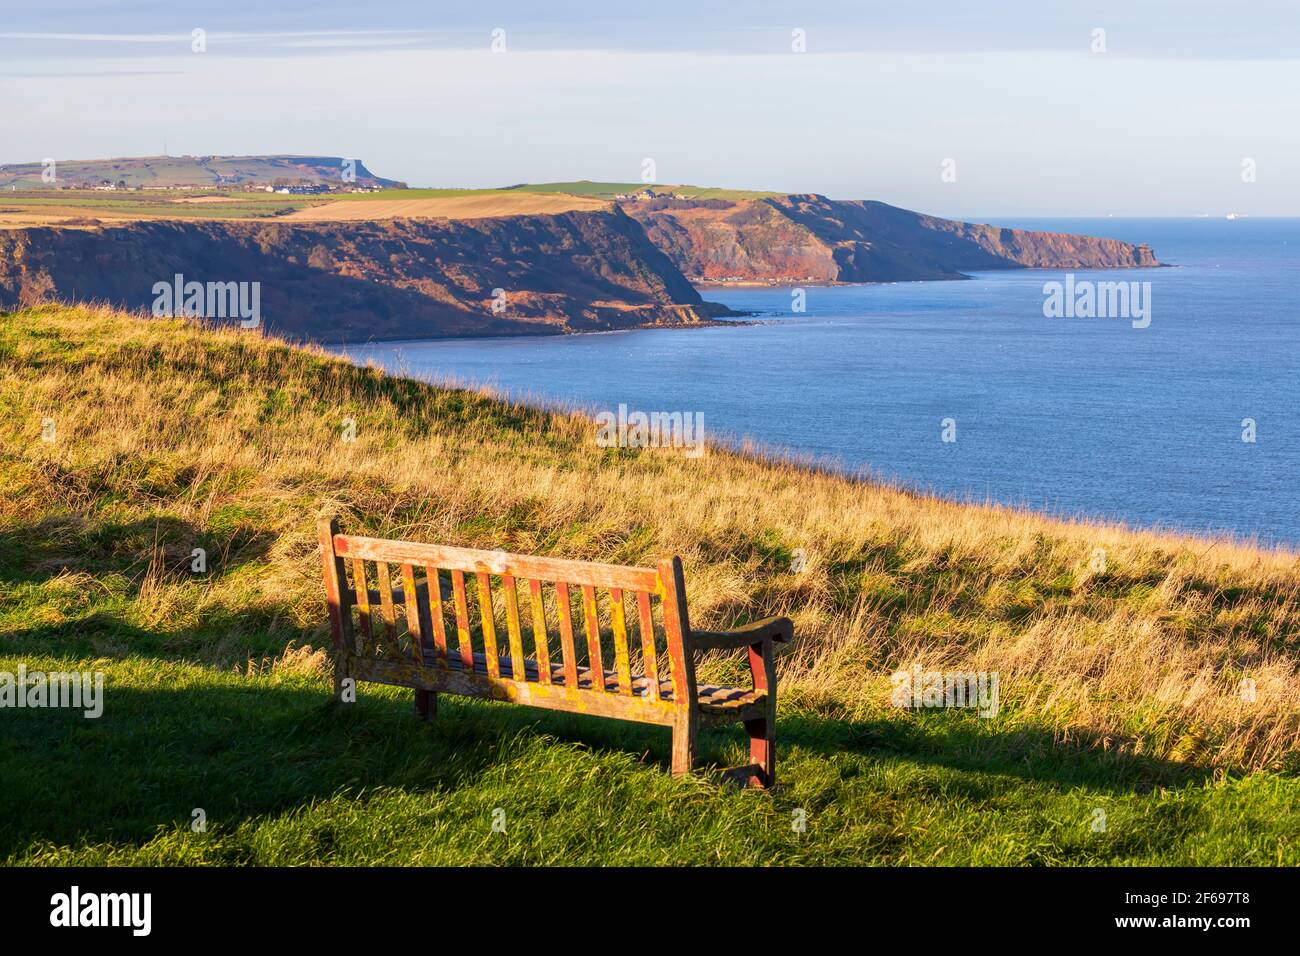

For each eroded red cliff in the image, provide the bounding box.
[626,194,1160,282]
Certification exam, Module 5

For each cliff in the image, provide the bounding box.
[0,208,719,341]
[625,194,1160,282]
[0,191,1164,342]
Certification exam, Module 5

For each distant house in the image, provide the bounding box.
[273,183,332,195]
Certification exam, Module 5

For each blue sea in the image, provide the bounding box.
[332,218,1300,548]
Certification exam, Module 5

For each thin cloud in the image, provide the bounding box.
[0,69,184,77]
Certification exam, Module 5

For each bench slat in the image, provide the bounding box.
[452,570,473,669]
[401,562,425,663]
[334,535,658,591]
[581,585,605,692]
[424,564,448,665]
[502,575,526,681]
[352,558,373,656]
[354,656,685,726]
[637,590,659,702]
[555,583,579,688]
[528,579,552,685]
[610,588,633,696]
[356,651,766,717]
[476,571,500,679]
[375,561,399,657]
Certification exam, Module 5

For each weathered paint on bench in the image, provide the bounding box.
[317,517,793,788]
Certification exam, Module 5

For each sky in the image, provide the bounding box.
[2,1,1298,217]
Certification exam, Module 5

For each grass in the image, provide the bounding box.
[0,190,537,225]
[325,188,523,202]
[1,304,1297,865]
[513,181,783,200]
[0,191,314,223]
[0,183,778,226]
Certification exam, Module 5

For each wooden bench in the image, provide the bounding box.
[317,517,793,788]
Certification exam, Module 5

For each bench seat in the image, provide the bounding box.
[420,648,767,718]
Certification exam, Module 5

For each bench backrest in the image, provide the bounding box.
[317,517,696,706]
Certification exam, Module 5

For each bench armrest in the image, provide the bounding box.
[690,616,794,651]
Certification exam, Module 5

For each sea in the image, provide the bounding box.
[331,218,1300,548]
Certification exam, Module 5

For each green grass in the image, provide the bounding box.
[512,181,782,200]
[1,304,1297,866]
[0,191,313,220]
[4,653,1295,865]
[0,186,580,222]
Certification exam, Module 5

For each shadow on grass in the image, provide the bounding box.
[0,511,274,587]
[0,659,1210,857]
[0,602,300,663]
[775,712,1212,794]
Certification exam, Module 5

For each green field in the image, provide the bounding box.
[513,181,782,200]
[0,191,311,221]
[1,305,1297,865]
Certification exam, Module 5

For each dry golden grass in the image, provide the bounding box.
[280,193,611,221]
[0,191,605,229]
[0,206,138,228]
[3,304,1298,772]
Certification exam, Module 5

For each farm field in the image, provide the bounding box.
[0,187,615,227]
[0,191,312,227]
[514,181,784,200]
[0,179,787,228]
[281,192,610,221]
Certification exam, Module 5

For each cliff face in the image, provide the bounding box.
[629,197,840,282]
[0,193,1163,342]
[0,208,716,341]
[626,194,1160,282]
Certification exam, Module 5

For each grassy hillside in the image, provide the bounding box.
[1,305,1297,865]
[0,155,401,190]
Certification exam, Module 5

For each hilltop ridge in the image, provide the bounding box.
[0,154,404,190]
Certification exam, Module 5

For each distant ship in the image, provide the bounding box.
[1225,212,1246,220]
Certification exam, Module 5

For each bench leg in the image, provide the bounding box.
[741,637,777,789]
[333,655,350,702]
[671,713,696,777]
[415,689,436,720]
[743,717,775,789]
